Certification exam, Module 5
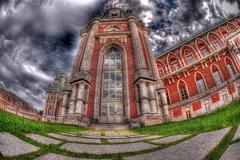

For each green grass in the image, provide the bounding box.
[0,99,240,160]
[0,109,84,135]
[204,125,238,160]
[130,100,240,136]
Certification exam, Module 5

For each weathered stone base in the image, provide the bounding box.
[140,114,163,126]
[62,114,90,128]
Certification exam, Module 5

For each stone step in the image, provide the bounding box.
[219,142,240,160]
[25,133,61,145]
[48,133,101,144]
[149,134,191,144]
[233,125,240,141]
[0,132,39,157]
[89,123,130,130]
[123,127,231,160]
[108,135,162,143]
[61,142,157,154]
[34,153,110,160]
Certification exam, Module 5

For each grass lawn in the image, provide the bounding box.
[0,109,84,136]
[0,99,240,160]
[131,99,240,136]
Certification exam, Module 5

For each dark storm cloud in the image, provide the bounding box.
[0,0,239,110]
[0,0,105,109]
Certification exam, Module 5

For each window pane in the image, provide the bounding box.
[214,41,221,49]
[116,60,122,70]
[202,48,208,56]
[213,71,222,85]
[197,78,207,93]
[187,54,195,64]
[116,89,123,98]
[102,104,108,115]
[102,48,123,115]
[227,64,235,77]
[110,89,115,98]
[104,73,109,80]
[110,72,115,79]
[103,82,108,88]
[103,90,108,98]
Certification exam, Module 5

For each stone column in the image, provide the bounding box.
[80,20,100,71]
[75,83,86,114]
[148,83,158,113]
[68,84,77,114]
[61,92,69,116]
[129,18,146,70]
[139,82,151,114]
[143,31,160,79]
[70,33,88,78]
[159,89,170,118]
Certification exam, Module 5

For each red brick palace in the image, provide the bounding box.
[43,8,240,128]
[0,84,41,120]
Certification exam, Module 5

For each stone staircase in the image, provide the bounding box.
[89,123,130,130]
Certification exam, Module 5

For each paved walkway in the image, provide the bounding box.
[123,127,230,160]
[61,142,157,154]
[1,127,238,159]
[34,153,109,160]
[220,142,240,160]
[0,132,39,157]
[233,125,240,140]
[25,133,61,145]
[150,134,190,144]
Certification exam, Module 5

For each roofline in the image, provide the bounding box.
[156,13,240,59]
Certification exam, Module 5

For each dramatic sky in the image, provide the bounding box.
[0,0,239,110]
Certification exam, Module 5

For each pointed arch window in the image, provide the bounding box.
[214,41,222,49]
[178,81,189,100]
[101,48,124,123]
[196,73,207,93]
[187,53,195,64]
[170,59,179,72]
[226,59,236,78]
[202,48,208,56]
[212,66,223,85]
[103,48,123,99]
[196,39,211,57]
[209,33,222,50]
[158,66,164,77]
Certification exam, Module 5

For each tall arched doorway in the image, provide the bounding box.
[100,48,124,123]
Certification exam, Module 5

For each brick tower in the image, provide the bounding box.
[58,8,169,128]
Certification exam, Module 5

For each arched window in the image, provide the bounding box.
[204,100,211,112]
[222,91,228,104]
[226,58,236,78]
[185,108,191,119]
[185,50,195,64]
[168,53,180,72]
[156,60,167,77]
[158,66,164,77]
[102,48,123,122]
[196,73,207,93]
[219,27,229,39]
[208,32,222,50]
[178,81,189,100]
[196,38,211,57]
[169,58,179,72]
[212,65,223,85]
[228,22,237,33]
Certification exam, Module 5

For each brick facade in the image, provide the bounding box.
[0,85,40,120]
[43,9,240,128]
[156,15,240,121]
